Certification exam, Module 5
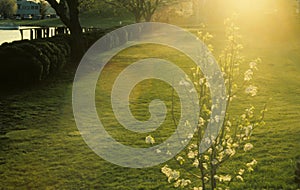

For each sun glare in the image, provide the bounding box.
[228,0,278,14]
[234,0,267,11]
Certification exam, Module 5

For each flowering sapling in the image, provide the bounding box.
[147,16,266,189]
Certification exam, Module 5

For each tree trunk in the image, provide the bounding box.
[133,7,143,22]
[130,0,143,23]
[46,0,85,64]
[69,21,85,64]
[144,15,151,22]
[142,0,160,22]
[135,15,142,22]
[68,1,85,63]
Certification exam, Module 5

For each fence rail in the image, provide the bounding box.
[19,27,100,40]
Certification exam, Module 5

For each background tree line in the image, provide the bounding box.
[44,0,182,63]
[0,0,17,18]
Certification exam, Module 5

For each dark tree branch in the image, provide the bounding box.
[46,0,71,27]
[46,0,84,63]
[104,0,166,22]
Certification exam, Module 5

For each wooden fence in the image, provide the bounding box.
[19,27,100,40]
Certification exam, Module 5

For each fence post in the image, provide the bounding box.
[36,28,42,39]
[30,29,34,40]
[19,29,24,40]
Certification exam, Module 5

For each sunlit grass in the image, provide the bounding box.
[0,1,300,188]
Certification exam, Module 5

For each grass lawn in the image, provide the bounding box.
[0,13,134,28]
[0,8,300,190]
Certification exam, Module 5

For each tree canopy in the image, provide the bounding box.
[0,0,17,18]
[105,0,166,22]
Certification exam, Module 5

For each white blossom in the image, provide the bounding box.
[245,85,258,96]
[161,165,172,176]
[207,148,213,154]
[244,69,253,81]
[174,179,181,187]
[188,150,196,159]
[244,125,253,137]
[216,174,232,182]
[199,117,205,126]
[179,79,191,86]
[168,170,180,183]
[204,176,209,183]
[184,120,191,127]
[225,148,236,156]
[204,155,210,160]
[156,149,161,154]
[193,158,199,168]
[161,165,180,183]
[188,143,197,150]
[226,120,232,127]
[176,156,185,165]
[211,159,218,165]
[249,61,258,70]
[145,135,155,144]
[236,175,244,181]
[193,187,203,190]
[199,78,205,85]
[246,159,257,166]
[214,115,220,123]
[246,159,258,172]
[180,179,191,187]
[238,169,245,176]
[187,133,194,139]
[243,143,254,152]
[189,88,196,93]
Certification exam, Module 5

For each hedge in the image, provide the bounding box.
[0,28,116,86]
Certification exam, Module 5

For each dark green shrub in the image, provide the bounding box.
[14,42,49,79]
[0,45,43,84]
[34,41,65,74]
[48,34,71,57]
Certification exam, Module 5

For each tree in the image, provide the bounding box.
[78,0,93,12]
[40,0,49,19]
[142,0,161,22]
[46,0,85,63]
[105,0,166,22]
[0,0,17,18]
[157,18,266,190]
[105,0,143,22]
